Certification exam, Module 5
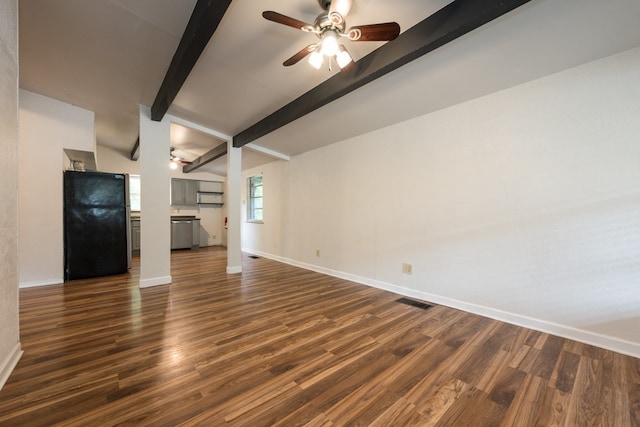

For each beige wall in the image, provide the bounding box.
[242,160,289,256]
[0,0,21,389]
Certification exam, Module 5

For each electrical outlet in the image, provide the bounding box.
[402,263,412,275]
[211,235,216,240]
[316,249,320,257]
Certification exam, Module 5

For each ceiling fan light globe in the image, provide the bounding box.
[336,49,352,68]
[321,32,339,57]
[170,161,178,170]
[308,51,323,69]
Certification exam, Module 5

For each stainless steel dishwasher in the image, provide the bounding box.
[171,219,194,250]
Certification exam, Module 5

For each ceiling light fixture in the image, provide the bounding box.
[308,49,323,69]
[312,24,353,71]
[308,30,352,71]
[169,147,193,169]
[320,30,339,57]
[263,0,400,72]
[336,45,352,69]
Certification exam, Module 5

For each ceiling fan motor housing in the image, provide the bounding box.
[313,11,346,36]
[318,0,332,11]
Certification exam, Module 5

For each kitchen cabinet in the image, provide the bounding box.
[170,178,224,207]
[131,219,140,253]
[171,178,198,206]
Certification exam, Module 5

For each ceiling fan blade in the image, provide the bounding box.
[348,22,400,42]
[283,44,318,66]
[329,0,353,23]
[262,11,314,31]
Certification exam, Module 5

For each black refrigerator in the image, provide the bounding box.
[64,170,131,280]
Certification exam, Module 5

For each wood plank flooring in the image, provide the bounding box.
[1,247,638,426]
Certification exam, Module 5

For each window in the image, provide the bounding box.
[129,174,141,212]
[247,175,263,222]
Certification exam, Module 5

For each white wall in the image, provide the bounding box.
[139,107,171,287]
[97,144,225,247]
[242,160,289,256]
[242,47,640,357]
[225,143,242,273]
[0,0,22,390]
[96,144,140,175]
[18,90,95,288]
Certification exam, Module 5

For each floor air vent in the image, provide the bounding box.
[396,298,433,311]
[248,255,260,259]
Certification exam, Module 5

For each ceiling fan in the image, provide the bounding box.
[263,0,400,71]
[170,147,192,169]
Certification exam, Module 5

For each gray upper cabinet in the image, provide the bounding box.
[171,178,224,207]
[171,178,198,206]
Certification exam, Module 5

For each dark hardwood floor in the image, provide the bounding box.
[1,247,638,426]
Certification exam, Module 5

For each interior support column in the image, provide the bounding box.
[139,105,172,287]
[226,140,242,274]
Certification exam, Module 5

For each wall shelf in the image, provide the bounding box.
[196,190,223,206]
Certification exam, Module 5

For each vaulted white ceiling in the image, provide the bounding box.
[18,0,640,175]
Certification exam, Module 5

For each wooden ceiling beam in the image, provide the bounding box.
[182,141,227,173]
[130,137,140,161]
[233,0,531,148]
[150,0,232,121]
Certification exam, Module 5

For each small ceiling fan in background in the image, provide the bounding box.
[263,0,400,71]
[170,147,192,170]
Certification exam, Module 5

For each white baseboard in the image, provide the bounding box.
[226,265,242,274]
[139,275,172,288]
[242,248,640,359]
[0,343,23,391]
[19,278,63,288]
